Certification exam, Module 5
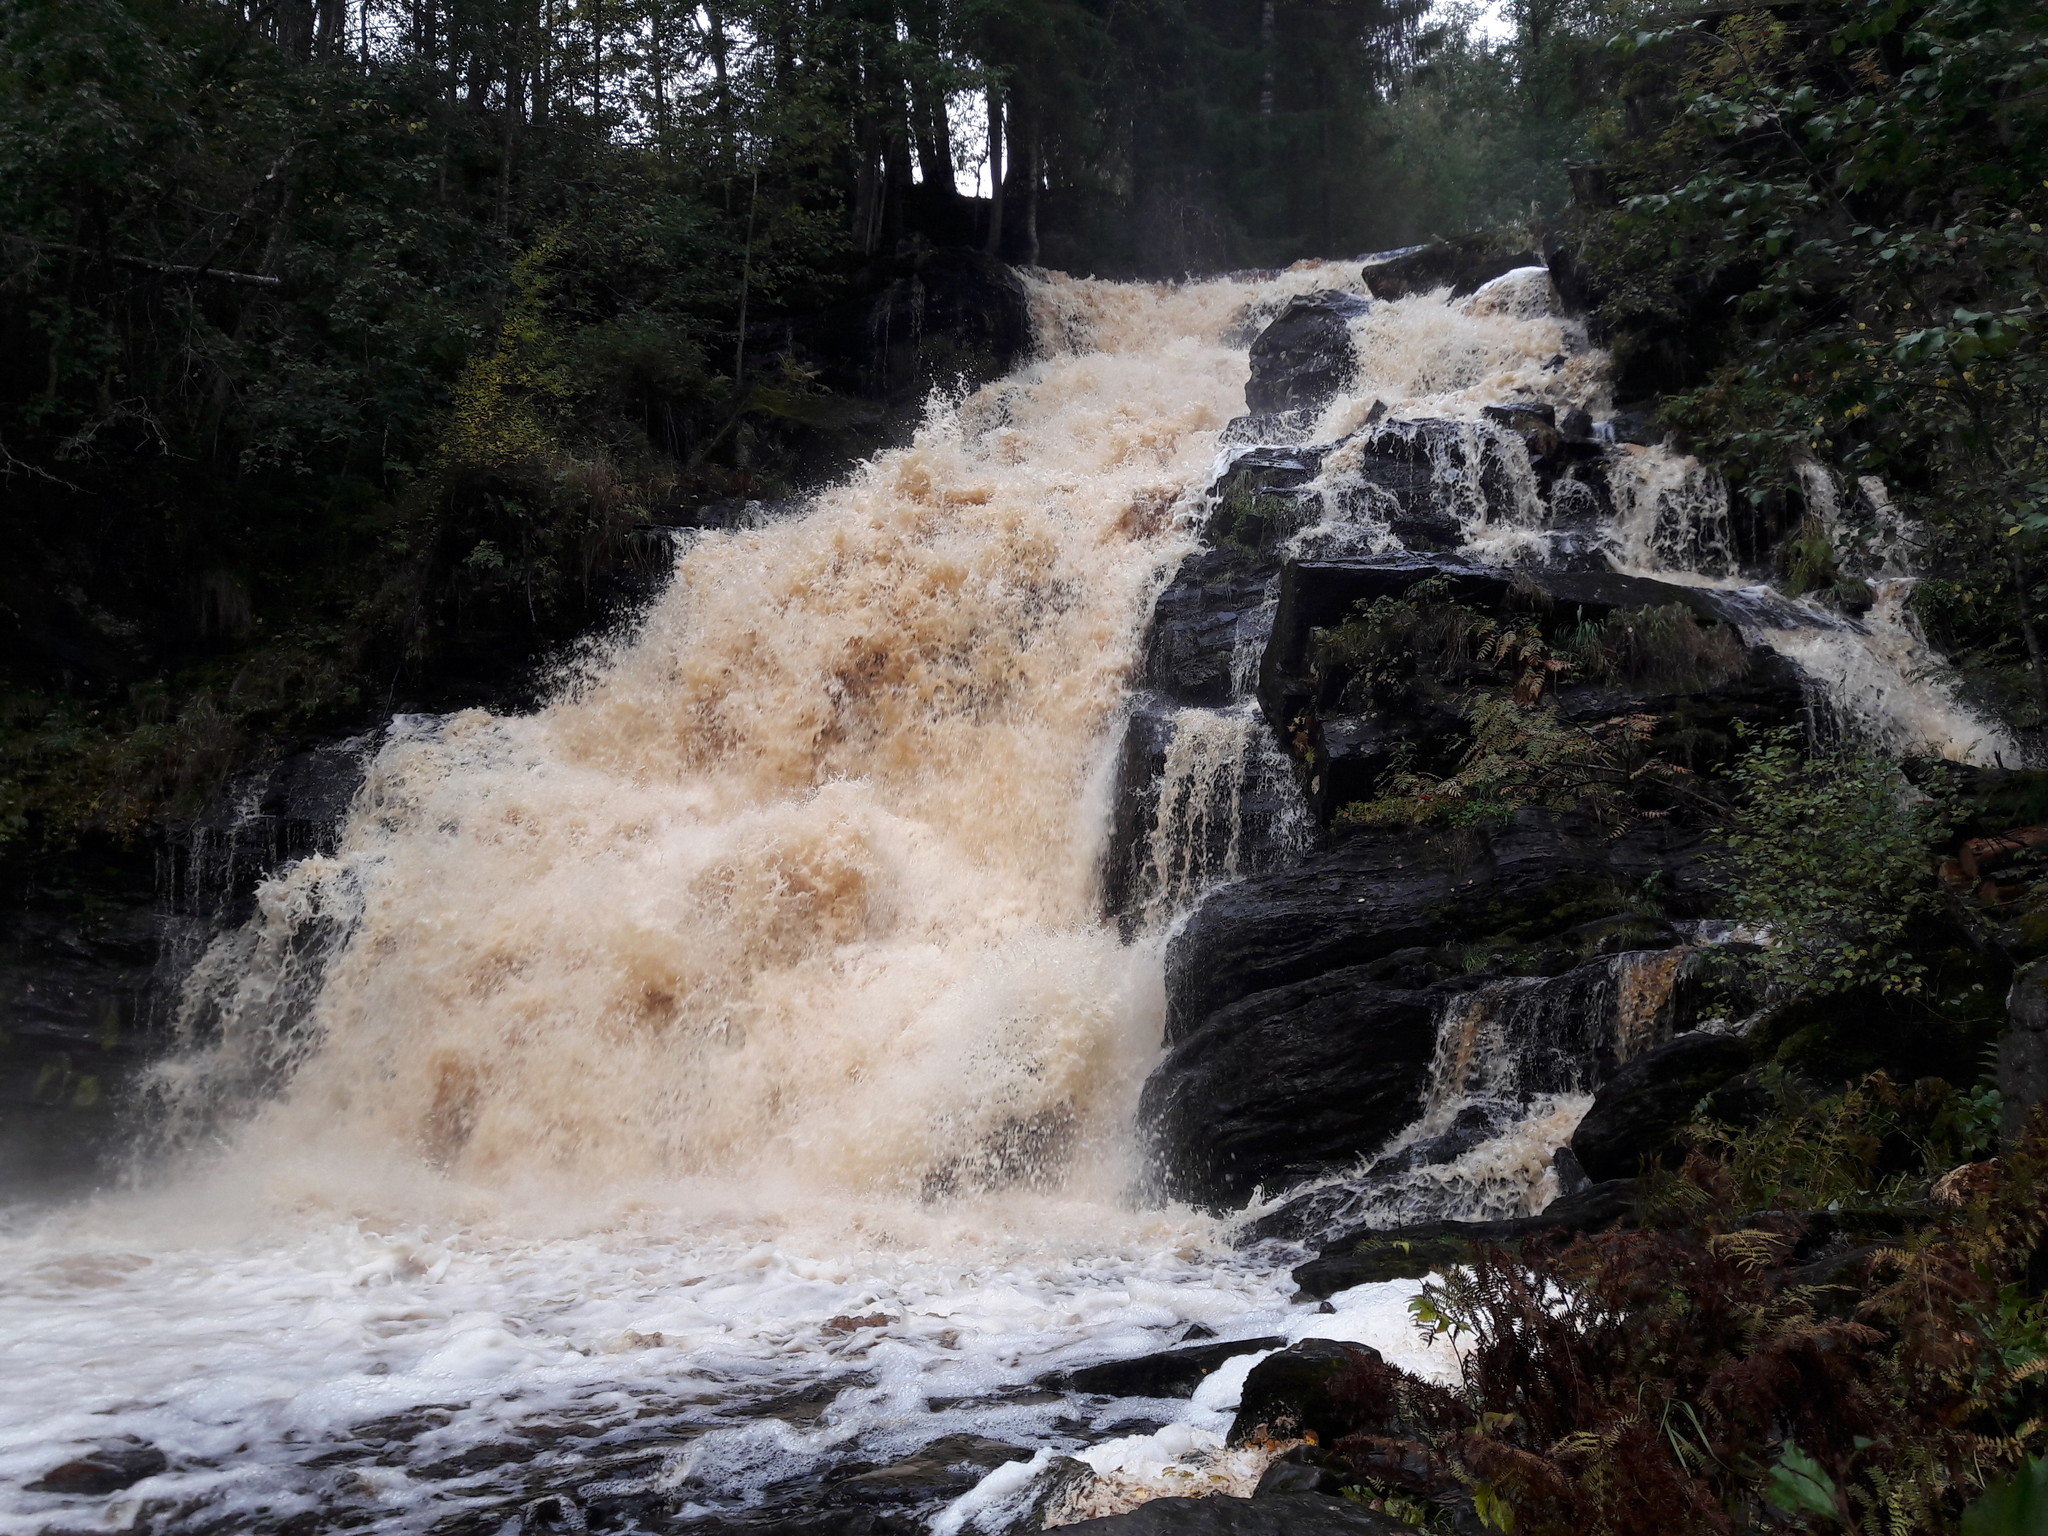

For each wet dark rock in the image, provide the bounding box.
[1163,812,1712,1037]
[1568,1030,1754,1182]
[1311,422,1505,540]
[2001,958,2048,1142]
[1051,1336,1289,1397]
[1252,1446,1353,1497]
[1245,291,1373,414]
[824,1434,1028,1507]
[1606,410,1662,446]
[1231,1101,1510,1246]
[1256,555,1806,808]
[1144,964,1465,1207]
[1361,237,1542,301]
[1359,1104,1505,1180]
[1481,401,1555,432]
[417,1440,538,1480]
[1141,547,1276,707]
[1289,1181,1637,1299]
[1057,1493,1418,1536]
[1258,553,1785,729]
[1204,447,1326,557]
[1221,411,1318,447]
[28,1439,169,1495]
[1227,1339,1381,1446]
[174,736,373,921]
[1306,714,1417,823]
[1551,1144,1592,1196]
[1558,406,1596,443]
[0,841,162,1196]
[675,1510,911,1536]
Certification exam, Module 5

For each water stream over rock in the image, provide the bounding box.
[0,262,2017,1536]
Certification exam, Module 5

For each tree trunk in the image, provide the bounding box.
[707,5,735,175]
[498,20,524,227]
[650,4,670,152]
[277,0,315,58]
[314,0,345,57]
[1260,0,1276,118]
[911,76,956,195]
[982,89,1004,256]
[1010,108,1039,266]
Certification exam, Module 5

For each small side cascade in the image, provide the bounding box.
[1126,704,1313,936]
[1763,580,2025,765]
[1413,945,1687,1137]
[1141,708,1256,928]
[1239,948,1696,1241]
[1605,449,1736,577]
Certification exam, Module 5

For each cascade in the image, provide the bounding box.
[0,260,2020,1536]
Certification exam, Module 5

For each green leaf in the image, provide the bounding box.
[1764,1442,1842,1522]
[1963,1457,2048,1536]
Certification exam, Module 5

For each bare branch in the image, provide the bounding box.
[3,235,284,289]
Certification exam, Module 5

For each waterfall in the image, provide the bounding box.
[1,261,2024,1536]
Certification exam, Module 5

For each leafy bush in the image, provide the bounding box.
[1320,582,1743,828]
[1325,1105,2048,1536]
[1718,729,1953,997]
[1339,695,1657,828]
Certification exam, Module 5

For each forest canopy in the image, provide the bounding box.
[0,0,1596,844]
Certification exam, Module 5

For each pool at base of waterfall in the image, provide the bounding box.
[0,1202,1454,1536]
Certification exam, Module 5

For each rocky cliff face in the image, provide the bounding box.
[1113,259,1853,1222]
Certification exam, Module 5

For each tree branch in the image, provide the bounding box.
[4,235,284,289]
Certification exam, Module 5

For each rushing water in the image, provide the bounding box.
[0,263,2017,1535]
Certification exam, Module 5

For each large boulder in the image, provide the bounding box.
[1203,445,1327,557]
[1051,1336,1289,1397]
[1055,1493,1418,1536]
[1568,1030,1754,1181]
[1245,292,1373,415]
[1163,812,1704,1036]
[1143,965,1460,1207]
[1360,236,1541,301]
[1141,545,1278,707]
[1146,808,1732,1208]
[1228,1338,1381,1446]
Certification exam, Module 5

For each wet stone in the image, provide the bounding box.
[822,1433,1029,1506]
[416,1440,539,1480]
[1049,1335,1289,1397]
[1061,1492,1419,1536]
[1245,291,1373,415]
[1228,1338,1380,1446]
[27,1439,169,1495]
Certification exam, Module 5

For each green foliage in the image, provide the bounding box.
[1963,1456,2048,1536]
[1322,1111,2048,1536]
[1343,694,1653,827]
[1670,1070,2000,1215]
[1584,0,2048,727]
[1322,581,1741,828]
[1719,729,1952,997]
[1765,1442,1846,1525]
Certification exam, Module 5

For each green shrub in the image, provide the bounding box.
[1719,729,1953,997]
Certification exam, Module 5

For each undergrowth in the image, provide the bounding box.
[1323,1092,2048,1536]
[1318,581,1748,829]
